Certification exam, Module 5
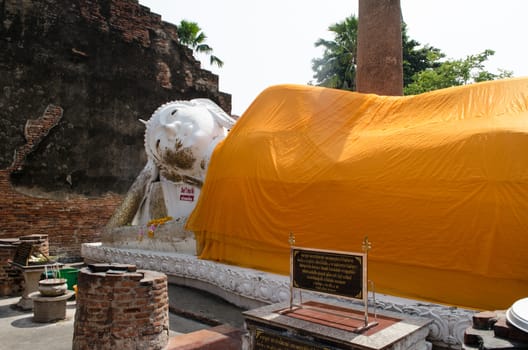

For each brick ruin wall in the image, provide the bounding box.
[0,0,231,280]
[0,172,121,259]
[0,104,122,260]
[0,102,121,295]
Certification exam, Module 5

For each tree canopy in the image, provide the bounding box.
[404,49,513,94]
[176,20,224,68]
[312,16,358,90]
[311,15,512,94]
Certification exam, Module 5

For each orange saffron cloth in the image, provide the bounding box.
[187,78,528,310]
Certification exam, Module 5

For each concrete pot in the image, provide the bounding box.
[38,278,67,296]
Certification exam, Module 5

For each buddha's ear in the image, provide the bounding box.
[191,98,236,129]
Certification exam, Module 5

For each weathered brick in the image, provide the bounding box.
[74,267,168,349]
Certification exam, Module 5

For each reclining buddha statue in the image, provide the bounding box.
[107,98,236,228]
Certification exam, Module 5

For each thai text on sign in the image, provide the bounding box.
[180,186,195,201]
[291,248,364,300]
[254,328,326,350]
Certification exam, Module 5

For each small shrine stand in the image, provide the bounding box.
[9,241,61,310]
[243,236,432,350]
[29,290,74,322]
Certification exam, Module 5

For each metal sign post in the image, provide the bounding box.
[288,233,378,333]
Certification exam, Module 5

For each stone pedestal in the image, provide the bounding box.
[11,263,61,310]
[243,301,432,350]
[17,267,44,310]
[29,290,74,322]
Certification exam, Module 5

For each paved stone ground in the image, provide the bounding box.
[168,284,246,328]
[0,284,246,350]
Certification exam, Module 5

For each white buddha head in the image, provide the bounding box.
[143,99,236,185]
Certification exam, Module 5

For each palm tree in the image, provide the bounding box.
[176,20,224,68]
[312,15,443,93]
[311,16,358,90]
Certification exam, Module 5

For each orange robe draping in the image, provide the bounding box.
[187,78,528,310]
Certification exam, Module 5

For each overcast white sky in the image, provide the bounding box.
[139,0,528,116]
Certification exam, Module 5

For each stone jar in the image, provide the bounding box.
[38,278,67,296]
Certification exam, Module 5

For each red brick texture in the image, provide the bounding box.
[0,104,122,261]
[166,324,243,350]
[78,0,165,48]
[0,170,121,258]
[73,267,169,350]
[9,105,63,173]
[0,245,23,296]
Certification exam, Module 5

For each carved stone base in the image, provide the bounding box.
[100,222,196,253]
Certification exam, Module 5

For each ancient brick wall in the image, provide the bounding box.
[0,0,231,261]
[1,0,231,194]
[0,169,121,259]
[0,104,122,260]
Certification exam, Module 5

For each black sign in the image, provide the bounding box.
[254,328,330,350]
[292,248,363,300]
[12,242,33,266]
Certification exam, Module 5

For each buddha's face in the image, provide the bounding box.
[145,102,226,182]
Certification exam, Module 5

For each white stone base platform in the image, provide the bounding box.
[81,242,474,349]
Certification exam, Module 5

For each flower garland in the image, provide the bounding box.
[138,216,173,241]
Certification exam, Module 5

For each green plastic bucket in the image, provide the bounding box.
[58,268,79,291]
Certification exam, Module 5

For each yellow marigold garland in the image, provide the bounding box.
[147,216,173,226]
[138,216,173,240]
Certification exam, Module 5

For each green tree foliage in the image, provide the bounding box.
[311,16,440,91]
[401,23,443,87]
[176,20,224,68]
[311,16,512,94]
[404,49,513,95]
[312,16,358,90]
